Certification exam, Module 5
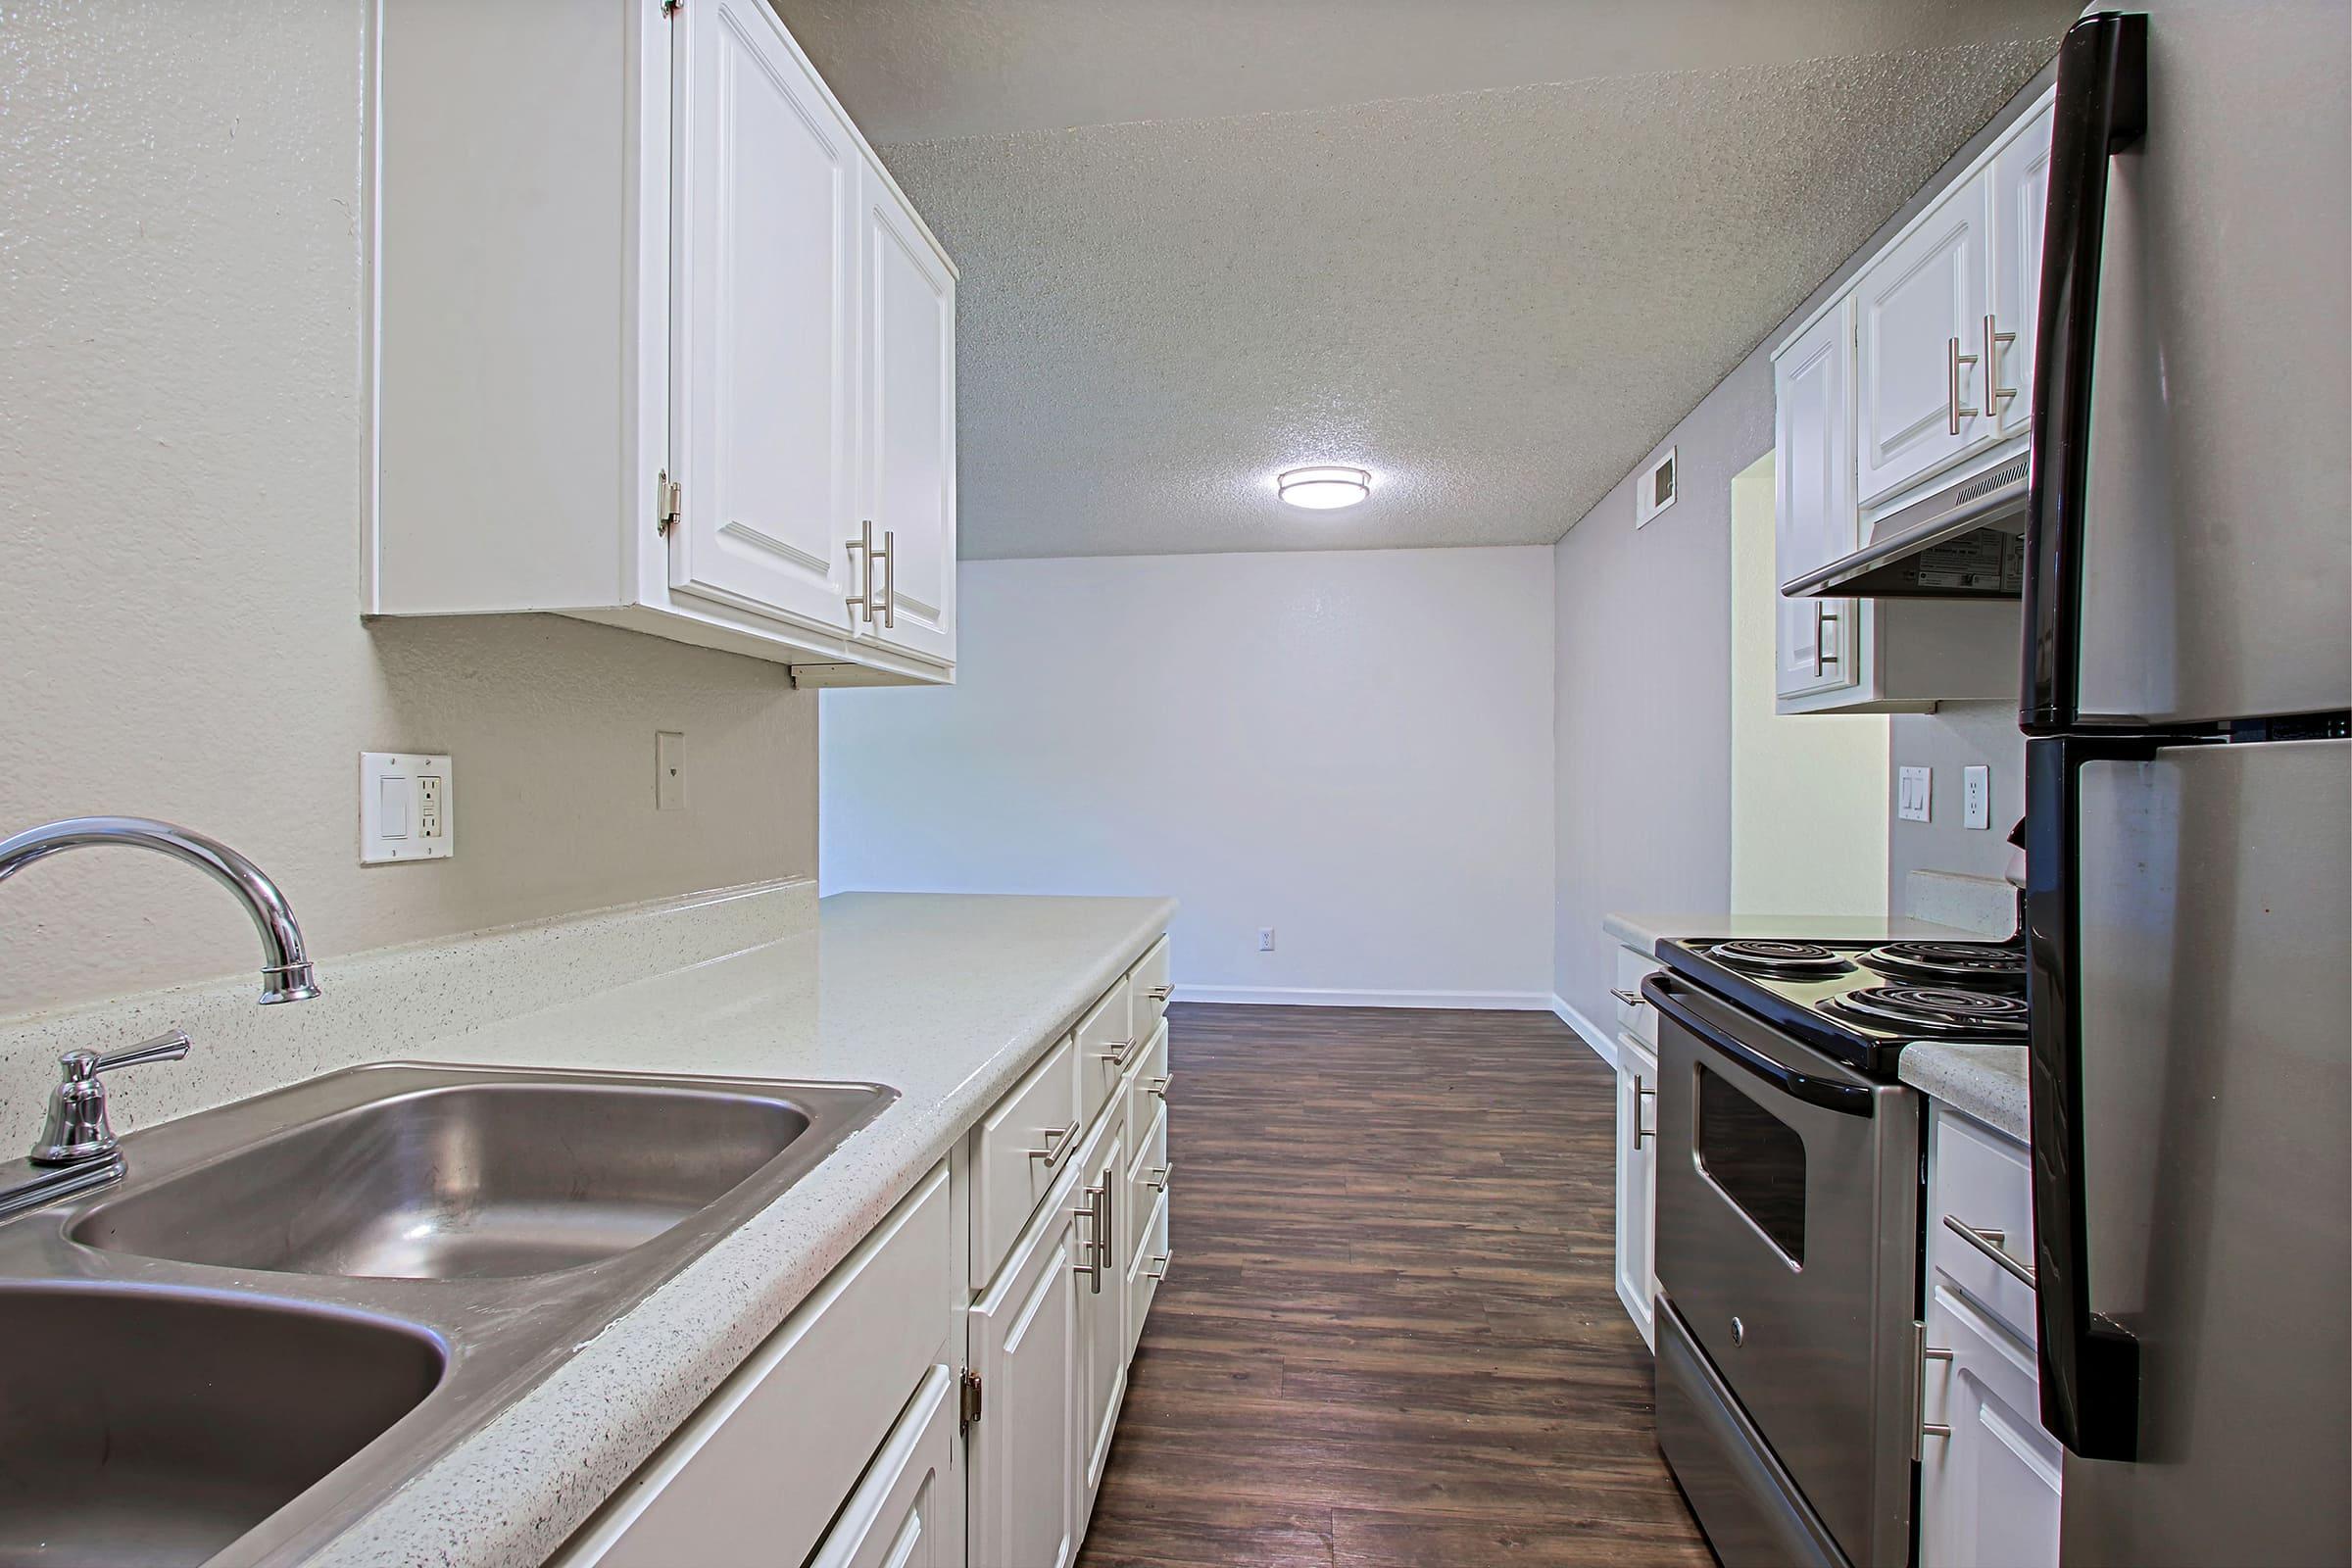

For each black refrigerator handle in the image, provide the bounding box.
[2025,735,2153,1460]
[2020,12,2146,736]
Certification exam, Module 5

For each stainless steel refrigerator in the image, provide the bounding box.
[2020,7,2350,1565]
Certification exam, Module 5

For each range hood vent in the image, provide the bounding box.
[1782,456,2029,600]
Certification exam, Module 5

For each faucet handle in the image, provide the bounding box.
[66,1032,194,1081]
[33,1031,192,1165]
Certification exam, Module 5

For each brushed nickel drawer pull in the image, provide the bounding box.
[1145,984,1173,1004]
[878,528,896,630]
[844,520,878,624]
[1095,1036,1139,1068]
[1143,1254,1168,1280]
[1028,1121,1079,1168]
[1072,1181,1107,1293]
[1146,1163,1171,1193]
[1984,313,2018,411]
[1634,1075,1655,1149]
[1610,988,1642,1007]
[1943,1214,2036,1288]
[1921,1422,1953,1439]
[1145,1074,1172,1099]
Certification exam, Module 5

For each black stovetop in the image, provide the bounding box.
[1653,936,2028,1077]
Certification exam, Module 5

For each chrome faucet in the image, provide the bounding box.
[0,815,320,1004]
[0,816,319,1192]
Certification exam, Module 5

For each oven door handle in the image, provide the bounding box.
[1641,974,1878,1118]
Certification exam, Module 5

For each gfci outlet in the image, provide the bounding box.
[1257,927,1276,953]
[362,753,454,863]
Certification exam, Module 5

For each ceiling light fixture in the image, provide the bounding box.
[1276,466,1371,511]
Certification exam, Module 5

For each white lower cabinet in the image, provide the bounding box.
[1918,1102,2060,1568]
[809,1364,965,1568]
[556,934,1172,1568]
[1613,1030,1659,1348]
[967,1170,1084,1568]
[1920,1285,2063,1568]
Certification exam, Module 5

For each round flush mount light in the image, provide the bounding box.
[1276,465,1371,511]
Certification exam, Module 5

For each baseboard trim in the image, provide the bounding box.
[1170,985,1556,1011]
[1550,997,1619,1069]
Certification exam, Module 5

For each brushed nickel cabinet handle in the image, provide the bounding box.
[1943,1214,2036,1288]
[1921,1422,1953,1439]
[1610,988,1642,1007]
[1145,984,1173,1004]
[878,528,896,629]
[1634,1075,1655,1149]
[1028,1121,1079,1168]
[1145,1074,1172,1099]
[1917,1342,1954,1457]
[1984,313,2018,412]
[1146,1163,1171,1193]
[1948,336,1982,433]
[1143,1258,1168,1280]
[1095,1037,1139,1068]
[844,520,877,623]
[1072,1182,1106,1293]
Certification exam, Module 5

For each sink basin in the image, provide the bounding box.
[73,1079,824,1280]
[0,1062,893,1564]
[0,1284,442,1567]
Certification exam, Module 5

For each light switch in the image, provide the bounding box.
[379,777,411,839]
[1897,765,1932,823]
[362,753,455,863]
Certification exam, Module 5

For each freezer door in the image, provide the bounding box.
[2062,737,2349,1564]
[2028,2,2350,727]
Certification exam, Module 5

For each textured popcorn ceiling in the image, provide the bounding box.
[782,3,2072,559]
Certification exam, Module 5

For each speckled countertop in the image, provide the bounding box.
[1601,909,1983,957]
[292,891,1174,1568]
[1899,1043,2030,1143]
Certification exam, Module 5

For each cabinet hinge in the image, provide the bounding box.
[958,1368,983,1430]
[656,469,682,537]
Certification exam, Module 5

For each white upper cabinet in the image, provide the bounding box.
[670,0,861,636]
[1854,174,1993,507]
[858,158,958,664]
[1774,297,1861,703]
[1988,98,2056,441]
[367,1,956,684]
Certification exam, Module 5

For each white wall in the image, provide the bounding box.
[1728,457,1889,915]
[823,550,1555,1005]
[1,3,816,1015]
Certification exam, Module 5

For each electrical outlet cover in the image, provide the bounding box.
[362,753,454,863]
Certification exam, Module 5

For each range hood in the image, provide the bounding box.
[1782,455,2029,599]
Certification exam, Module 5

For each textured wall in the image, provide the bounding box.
[1552,355,1772,1025]
[1888,701,2027,887]
[0,2,816,1015]
[822,550,1555,1003]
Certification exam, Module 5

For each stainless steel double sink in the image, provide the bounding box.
[0,1063,896,1568]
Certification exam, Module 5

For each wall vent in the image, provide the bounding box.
[1636,446,1678,528]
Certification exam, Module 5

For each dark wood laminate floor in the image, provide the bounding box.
[1077,1004,1714,1568]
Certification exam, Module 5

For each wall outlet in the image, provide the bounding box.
[1896,765,1932,823]
[361,752,455,863]
[1962,765,1991,829]
[1257,927,1276,953]
[656,730,686,811]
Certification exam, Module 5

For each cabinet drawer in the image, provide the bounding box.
[1076,975,1136,1130]
[1614,944,1662,1045]
[1920,1284,2061,1568]
[971,1033,1081,1291]
[1131,934,1172,1035]
[1124,1015,1169,1139]
[559,1162,951,1568]
[808,1363,961,1568]
[1124,1184,1170,1362]
[1928,1105,2037,1346]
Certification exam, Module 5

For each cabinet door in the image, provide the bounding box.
[1920,1285,2063,1568]
[1074,1118,1128,1532]
[1988,98,2055,440]
[1613,1037,1658,1347]
[968,1190,1081,1568]
[1773,298,1861,701]
[671,0,859,635]
[807,1365,962,1568]
[1854,176,1993,505]
[858,158,956,665]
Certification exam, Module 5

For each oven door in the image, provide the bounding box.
[1644,973,1922,1568]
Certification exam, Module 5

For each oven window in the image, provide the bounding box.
[1696,1065,1807,1262]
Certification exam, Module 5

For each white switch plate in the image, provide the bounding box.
[1962,764,1991,829]
[1897,765,1932,823]
[362,752,454,863]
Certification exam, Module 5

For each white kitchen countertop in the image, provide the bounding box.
[95,890,1172,1568]
[1601,909,1983,959]
[1899,1042,2031,1143]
